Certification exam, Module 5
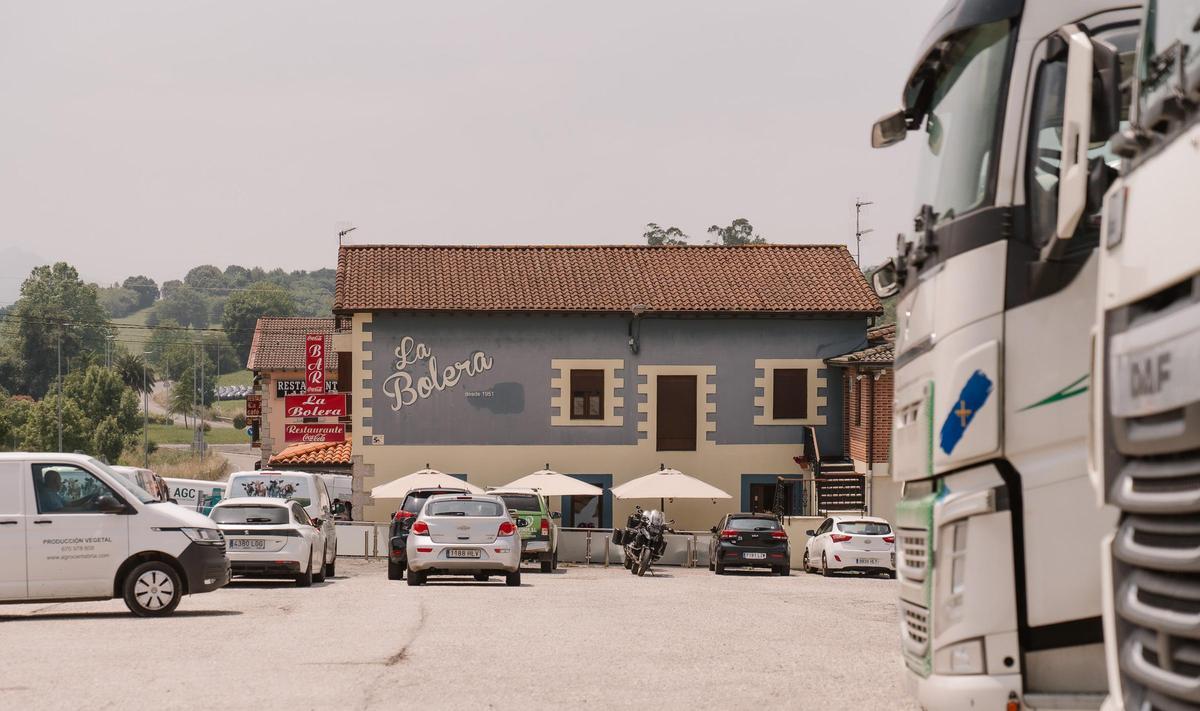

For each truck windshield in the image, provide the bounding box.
[909,20,1014,226]
[1139,0,1200,112]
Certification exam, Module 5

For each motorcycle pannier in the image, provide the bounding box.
[626,513,643,529]
[611,529,626,546]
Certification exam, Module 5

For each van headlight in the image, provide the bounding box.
[933,638,985,675]
[180,527,224,545]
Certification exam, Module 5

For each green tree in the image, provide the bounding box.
[222,283,296,364]
[63,365,141,457]
[155,285,210,328]
[643,223,689,246]
[169,364,215,427]
[121,275,160,308]
[185,265,226,292]
[114,351,156,394]
[0,395,35,450]
[160,279,183,299]
[18,394,91,453]
[706,218,767,245]
[7,262,110,397]
[97,285,141,318]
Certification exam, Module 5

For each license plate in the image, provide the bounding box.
[229,539,266,550]
[447,548,481,559]
[856,557,877,565]
[742,552,767,560]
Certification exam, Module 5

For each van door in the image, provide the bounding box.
[25,462,131,599]
[0,461,28,600]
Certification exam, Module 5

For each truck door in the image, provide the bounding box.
[25,462,131,599]
[0,461,28,600]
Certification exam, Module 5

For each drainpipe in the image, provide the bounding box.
[866,371,875,514]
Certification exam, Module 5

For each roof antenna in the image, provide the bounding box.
[338,225,357,246]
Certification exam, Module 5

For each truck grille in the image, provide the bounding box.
[1106,278,1200,710]
[900,599,931,664]
[897,527,929,583]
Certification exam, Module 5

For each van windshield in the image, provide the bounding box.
[90,459,157,504]
[227,475,312,507]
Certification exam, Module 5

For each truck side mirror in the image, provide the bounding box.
[1052,24,1097,243]
[1089,37,1122,143]
[871,109,908,148]
[870,262,900,298]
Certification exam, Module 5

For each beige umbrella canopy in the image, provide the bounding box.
[499,470,604,497]
[370,468,484,499]
[610,468,732,500]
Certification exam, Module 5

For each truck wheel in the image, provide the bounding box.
[313,551,327,583]
[123,561,182,617]
[296,554,314,587]
[505,569,521,586]
[388,560,405,581]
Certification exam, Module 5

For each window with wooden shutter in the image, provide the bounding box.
[570,369,604,420]
[773,368,808,420]
[656,375,697,451]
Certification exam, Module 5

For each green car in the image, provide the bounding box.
[490,488,559,573]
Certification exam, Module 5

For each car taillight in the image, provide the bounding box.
[393,510,415,521]
[771,530,787,540]
[720,529,739,540]
[540,518,549,536]
[411,521,429,535]
[498,521,516,537]
[883,535,895,543]
[830,534,852,543]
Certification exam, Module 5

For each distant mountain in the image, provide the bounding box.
[0,247,47,306]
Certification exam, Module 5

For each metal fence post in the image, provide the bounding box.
[363,529,369,557]
[584,531,592,566]
[603,536,610,568]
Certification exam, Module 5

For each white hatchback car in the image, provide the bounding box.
[803,515,896,578]
[405,494,522,587]
[209,498,328,587]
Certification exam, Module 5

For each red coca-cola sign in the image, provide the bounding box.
[284,393,347,419]
[305,334,325,394]
[283,423,346,443]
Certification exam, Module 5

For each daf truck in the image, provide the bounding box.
[1092,1,1200,708]
[869,1,1141,707]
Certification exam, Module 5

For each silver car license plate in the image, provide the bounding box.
[742,552,767,560]
[447,548,481,559]
[229,539,266,550]
[856,557,877,565]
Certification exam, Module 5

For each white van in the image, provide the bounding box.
[163,477,226,514]
[224,470,338,578]
[0,453,230,617]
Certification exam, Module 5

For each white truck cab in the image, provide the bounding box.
[0,452,230,616]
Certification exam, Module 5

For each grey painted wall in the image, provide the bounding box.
[364,313,866,454]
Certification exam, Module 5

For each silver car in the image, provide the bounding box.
[405,494,523,586]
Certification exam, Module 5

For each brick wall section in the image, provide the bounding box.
[844,366,893,464]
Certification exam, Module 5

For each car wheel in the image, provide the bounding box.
[821,553,831,577]
[296,553,314,587]
[636,548,651,577]
[313,551,327,583]
[325,553,336,578]
[803,551,812,573]
[887,570,897,579]
[779,564,791,576]
[505,569,521,586]
[387,560,404,581]
[123,561,182,617]
[708,558,715,571]
[714,563,725,575]
[406,568,425,586]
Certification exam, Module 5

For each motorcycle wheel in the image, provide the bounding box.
[637,547,651,577]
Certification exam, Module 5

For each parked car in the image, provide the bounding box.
[0,453,229,616]
[210,498,328,586]
[489,487,559,573]
[225,470,337,578]
[387,486,470,580]
[708,513,790,575]
[405,493,522,586]
[803,515,895,578]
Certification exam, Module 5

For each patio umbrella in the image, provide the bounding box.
[499,469,604,497]
[610,468,731,502]
[370,468,484,499]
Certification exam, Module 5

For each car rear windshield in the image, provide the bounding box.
[837,521,892,535]
[727,517,781,531]
[498,494,541,512]
[211,506,289,525]
[426,499,504,517]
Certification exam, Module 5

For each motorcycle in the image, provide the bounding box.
[613,506,672,577]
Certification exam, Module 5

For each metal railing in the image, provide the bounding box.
[334,521,390,558]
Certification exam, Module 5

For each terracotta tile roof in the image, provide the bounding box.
[867,323,896,342]
[826,341,895,366]
[268,440,352,467]
[246,317,340,371]
[334,244,882,315]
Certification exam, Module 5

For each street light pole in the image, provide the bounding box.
[143,352,150,468]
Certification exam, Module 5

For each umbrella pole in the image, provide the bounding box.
[660,497,664,512]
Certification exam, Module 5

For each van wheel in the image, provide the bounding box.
[388,560,404,581]
[505,569,521,586]
[123,561,182,617]
[313,551,327,583]
[296,554,314,587]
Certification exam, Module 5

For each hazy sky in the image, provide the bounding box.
[0,1,944,298]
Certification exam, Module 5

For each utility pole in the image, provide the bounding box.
[199,340,205,461]
[143,352,151,468]
[855,199,875,266]
[56,326,63,451]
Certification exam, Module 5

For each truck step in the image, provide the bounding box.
[1023,692,1106,710]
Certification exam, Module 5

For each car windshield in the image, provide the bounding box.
[728,517,781,531]
[211,506,290,525]
[426,499,504,517]
[908,20,1014,225]
[1139,0,1200,112]
[498,494,541,512]
[837,521,892,536]
[227,474,312,507]
[90,459,157,504]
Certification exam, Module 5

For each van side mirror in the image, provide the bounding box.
[871,109,908,148]
[870,262,900,298]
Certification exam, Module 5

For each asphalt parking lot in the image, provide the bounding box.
[0,559,915,711]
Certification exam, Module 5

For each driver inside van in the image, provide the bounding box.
[38,470,67,512]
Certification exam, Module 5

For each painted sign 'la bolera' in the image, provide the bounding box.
[382,336,493,411]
